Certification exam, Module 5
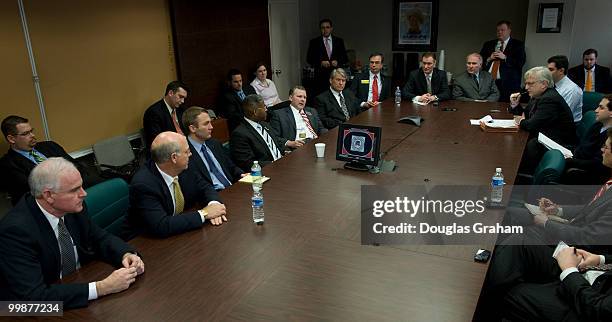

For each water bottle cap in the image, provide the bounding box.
[495,167,502,172]
[254,161,259,165]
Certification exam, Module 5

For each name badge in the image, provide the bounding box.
[360,79,370,84]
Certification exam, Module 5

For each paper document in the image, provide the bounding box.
[470,115,492,125]
[552,241,569,258]
[239,175,270,184]
[537,132,573,158]
[413,100,428,106]
[524,203,568,223]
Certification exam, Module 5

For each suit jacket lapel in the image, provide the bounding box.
[283,107,297,137]
[148,161,174,212]
[26,196,62,275]
[188,141,213,183]
[572,188,612,222]
[305,107,318,133]
[245,121,274,159]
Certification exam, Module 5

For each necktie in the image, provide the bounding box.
[491,41,503,79]
[299,109,318,138]
[238,90,246,101]
[171,109,184,135]
[201,144,231,188]
[259,125,281,161]
[172,178,185,215]
[585,69,593,92]
[372,75,379,102]
[339,93,350,121]
[473,74,479,88]
[426,74,432,94]
[58,218,77,277]
[590,179,612,204]
[583,264,612,272]
[29,150,45,163]
[324,37,332,59]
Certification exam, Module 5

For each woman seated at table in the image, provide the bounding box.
[250,62,282,107]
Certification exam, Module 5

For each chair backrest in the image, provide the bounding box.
[93,135,135,168]
[576,110,596,142]
[582,92,604,114]
[533,150,566,185]
[84,178,129,236]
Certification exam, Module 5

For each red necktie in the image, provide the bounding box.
[300,110,317,139]
[590,179,612,204]
[372,75,379,102]
[172,109,183,135]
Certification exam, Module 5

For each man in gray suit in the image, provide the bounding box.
[452,53,499,102]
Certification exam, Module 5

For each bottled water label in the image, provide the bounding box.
[491,178,504,187]
[252,197,263,207]
[251,170,261,177]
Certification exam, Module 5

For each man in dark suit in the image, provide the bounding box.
[143,81,189,150]
[306,18,348,97]
[127,132,227,239]
[0,115,103,205]
[0,158,144,309]
[511,67,577,173]
[568,48,612,93]
[563,95,612,184]
[270,85,326,147]
[402,52,451,103]
[511,67,577,146]
[314,68,362,129]
[181,106,245,191]
[218,69,257,132]
[480,246,612,321]
[452,53,499,102]
[230,94,286,172]
[480,20,526,102]
[350,53,391,108]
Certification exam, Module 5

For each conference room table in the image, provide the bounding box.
[51,99,529,321]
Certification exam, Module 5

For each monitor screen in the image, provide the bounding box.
[335,123,382,166]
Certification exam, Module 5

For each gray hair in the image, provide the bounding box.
[243,94,264,113]
[29,157,78,197]
[467,53,483,63]
[151,139,182,163]
[329,68,347,80]
[524,66,554,88]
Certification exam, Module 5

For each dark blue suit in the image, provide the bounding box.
[126,160,220,238]
[480,38,526,102]
[0,195,135,308]
[187,138,243,189]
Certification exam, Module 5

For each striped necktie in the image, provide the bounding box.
[58,218,77,277]
[258,124,281,160]
[201,143,231,188]
[339,93,350,121]
[299,109,317,138]
[590,179,612,204]
[172,109,184,135]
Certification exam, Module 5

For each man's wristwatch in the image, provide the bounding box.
[198,208,208,220]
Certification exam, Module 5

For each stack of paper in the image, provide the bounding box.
[537,132,573,158]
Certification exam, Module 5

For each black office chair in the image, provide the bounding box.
[92,135,141,182]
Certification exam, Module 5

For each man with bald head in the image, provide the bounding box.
[0,157,144,309]
[126,131,227,239]
[452,53,499,102]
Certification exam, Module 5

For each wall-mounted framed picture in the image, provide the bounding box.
[392,0,439,51]
[536,3,563,33]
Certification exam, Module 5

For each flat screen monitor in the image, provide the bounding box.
[335,123,382,170]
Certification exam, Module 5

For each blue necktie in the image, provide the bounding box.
[201,144,231,188]
[238,90,246,101]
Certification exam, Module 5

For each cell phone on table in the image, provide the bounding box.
[474,249,491,263]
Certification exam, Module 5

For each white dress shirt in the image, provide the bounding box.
[289,105,314,140]
[555,76,583,122]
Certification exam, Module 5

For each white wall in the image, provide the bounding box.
[524,0,612,71]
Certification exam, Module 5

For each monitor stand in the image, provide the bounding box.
[343,162,370,171]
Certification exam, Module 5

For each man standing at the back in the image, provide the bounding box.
[480,20,526,102]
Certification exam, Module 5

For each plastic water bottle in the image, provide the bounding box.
[250,161,264,224]
[251,161,262,192]
[394,86,402,105]
[490,168,504,203]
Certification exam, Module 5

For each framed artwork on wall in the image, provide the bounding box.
[392,0,439,51]
[536,3,563,33]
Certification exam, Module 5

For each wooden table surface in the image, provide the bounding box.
[52,100,528,321]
